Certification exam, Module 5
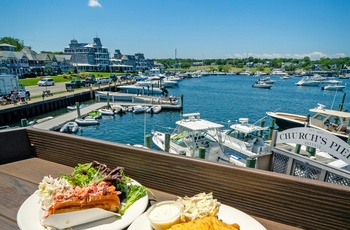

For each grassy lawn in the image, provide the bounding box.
[19,72,125,86]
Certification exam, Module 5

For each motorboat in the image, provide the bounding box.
[146,105,162,114]
[98,108,115,116]
[67,104,87,111]
[165,75,182,82]
[110,104,127,114]
[321,82,346,91]
[271,69,288,77]
[339,73,350,79]
[152,113,226,162]
[254,71,267,77]
[266,103,350,141]
[88,110,102,119]
[280,75,292,79]
[132,105,149,114]
[252,80,273,89]
[117,85,163,95]
[59,121,79,133]
[75,116,100,126]
[240,70,253,76]
[259,77,276,84]
[295,76,320,86]
[161,79,178,88]
[208,118,270,166]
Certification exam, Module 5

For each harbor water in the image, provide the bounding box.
[26,75,350,146]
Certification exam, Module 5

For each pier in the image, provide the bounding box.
[0,87,182,126]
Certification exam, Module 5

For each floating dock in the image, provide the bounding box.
[95,91,183,110]
[32,93,182,131]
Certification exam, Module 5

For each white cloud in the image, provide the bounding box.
[88,0,102,8]
[227,52,347,60]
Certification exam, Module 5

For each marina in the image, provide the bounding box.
[3,74,350,176]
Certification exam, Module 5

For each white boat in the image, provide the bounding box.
[339,73,350,79]
[60,121,79,133]
[271,69,288,77]
[161,79,178,88]
[165,75,182,82]
[110,104,127,114]
[132,105,149,114]
[98,108,115,115]
[321,82,346,91]
[67,104,87,111]
[240,70,252,76]
[295,76,320,86]
[252,81,273,89]
[117,85,163,95]
[75,116,100,126]
[266,103,350,141]
[152,113,226,162]
[254,71,267,77]
[146,105,162,114]
[280,75,292,79]
[208,118,270,165]
[259,77,276,84]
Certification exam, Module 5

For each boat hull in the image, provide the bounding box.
[252,84,273,89]
[266,111,348,141]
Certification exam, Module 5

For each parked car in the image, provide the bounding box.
[38,78,55,86]
[65,80,83,89]
[83,77,97,85]
[110,74,117,82]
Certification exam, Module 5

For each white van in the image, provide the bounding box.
[38,78,55,86]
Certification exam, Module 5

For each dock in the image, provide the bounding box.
[95,91,183,110]
[32,94,182,131]
[33,103,105,130]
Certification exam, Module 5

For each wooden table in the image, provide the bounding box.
[0,158,303,230]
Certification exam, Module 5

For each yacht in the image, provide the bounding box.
[252,80,274,89]
[321,81,346,91]
[209,118,270,166]
[117,85,163,95]
[271,69,288,77]
[240,70,253,76]
[266,103,350,141]
[259,76,276,84]
[152,113,226,162]
[254,71,267,77]
[152,113,269,167]
[295,76,320,86]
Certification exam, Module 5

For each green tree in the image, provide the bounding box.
[0,36,29,51]
[180,61,191,69]
[222,64,232,73]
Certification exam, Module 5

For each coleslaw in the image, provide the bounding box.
[176,192,221,222]
[37,175,73,210]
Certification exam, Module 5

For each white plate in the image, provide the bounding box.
[17,181,149,230]
[128,203,266,230]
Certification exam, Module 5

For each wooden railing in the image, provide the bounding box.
[22,127,350,230]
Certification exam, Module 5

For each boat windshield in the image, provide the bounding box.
[171,127,218,148]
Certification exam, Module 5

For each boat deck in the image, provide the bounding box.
[275,113,307,122]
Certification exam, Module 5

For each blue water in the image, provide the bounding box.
[72,75,350,146]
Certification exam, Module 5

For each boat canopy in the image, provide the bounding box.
[176,119,224,131]
[230,124,268,134]
[310,107,350,119]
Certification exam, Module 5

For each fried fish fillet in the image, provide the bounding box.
[167,216,240,230]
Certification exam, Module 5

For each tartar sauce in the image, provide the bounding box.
[147,201,182,230]
[149,203,180,220]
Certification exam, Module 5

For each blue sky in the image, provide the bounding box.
[2,0,349,60]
